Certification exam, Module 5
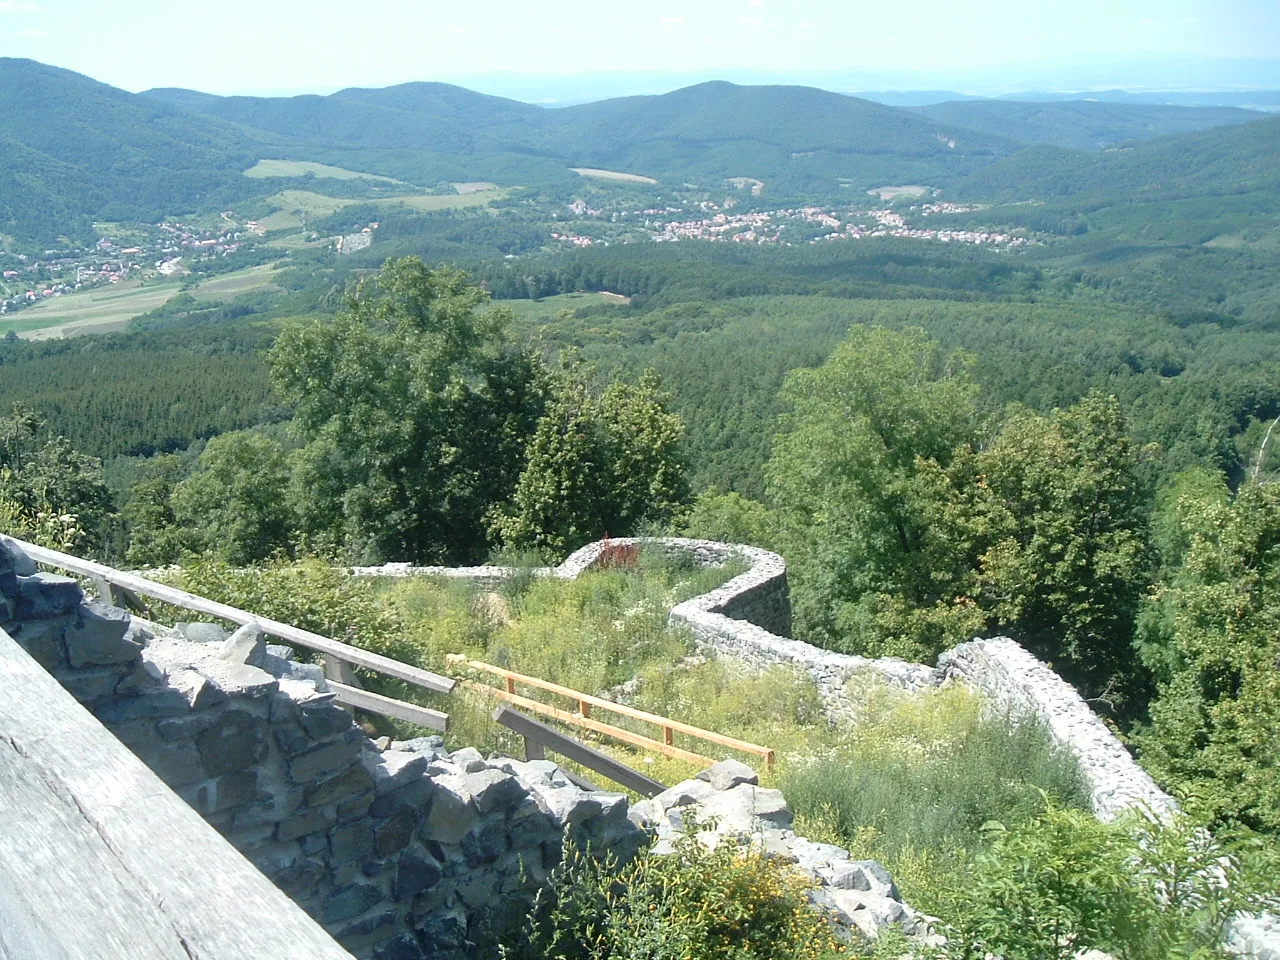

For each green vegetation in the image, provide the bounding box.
[243,159,406,183]
[500,832,858,959]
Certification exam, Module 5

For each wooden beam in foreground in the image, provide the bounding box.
[492,704,666,798]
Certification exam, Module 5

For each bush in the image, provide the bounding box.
[936,801,1278,960]
[499,830,860,960]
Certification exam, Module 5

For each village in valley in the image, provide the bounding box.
[0,217,253,317]
[549,192,1030,249]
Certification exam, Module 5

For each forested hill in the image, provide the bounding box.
[0,59,264,246]
[954,112,1280,201]
[913,99,1261,151]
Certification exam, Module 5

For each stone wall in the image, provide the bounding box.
[1,536,643,960]
[937,639,1176,822]
[356,535,1278,958]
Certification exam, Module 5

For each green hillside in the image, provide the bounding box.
[954,112,1280,200]
[0,59,266,245]
[914,99,1261,151]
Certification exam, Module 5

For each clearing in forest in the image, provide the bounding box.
[259,188,507,231]
[244,159,407,184]
[572,167,658,184]
[867,184,932,200]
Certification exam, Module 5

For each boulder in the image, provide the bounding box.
[701,758,759,791]
[220,622,267,667]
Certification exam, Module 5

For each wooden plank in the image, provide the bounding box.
[455,657,772,760]
[523,737,546,762]
[16,539,454,695]
[466,680,711,765]
[328,680,449,733]
[492,704,666,798]
[0,628,355,959]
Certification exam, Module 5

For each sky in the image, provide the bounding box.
[2,0,1279,98]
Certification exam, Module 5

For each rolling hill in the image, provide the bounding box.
[954,112,1280,201]
[913,99,1261,151]
[2,56,1279,250]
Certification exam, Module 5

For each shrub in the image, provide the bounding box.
[499,830,860,960]
[935,801,1277,960]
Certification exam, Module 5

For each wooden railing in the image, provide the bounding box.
[447,655,775,770]
[493,704,667,797]
[14,538,454,733]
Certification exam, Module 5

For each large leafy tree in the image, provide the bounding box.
[967,394,1150,697]
[0,404,112,553]
[269,258,544,564]
[491,367,689,556]
[1135,477,1280,833]
[170,432,295,565]
[766,326,985,658]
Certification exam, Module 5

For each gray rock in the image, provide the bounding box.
[96,688,191,722]
[305,762,375,807]
[850,860,900,900]
[393,848,443,899]
[206,662,277,700]
[374,811,416,857]
[15,617,67,670]
[652,778,715,811]
[65,600,137,667]
[0,535,36,578]
[289,738,360,783]
[16,573,82,619]
[367,750,429,795]
[197,710,269,777]
[277,806,337,843]
[265,643,295,661]
[169,668,230,710]
[330,818,376,861]
[703,758,759,791]
[448,746,485,771]
[321,882,381,924]
[274,858,326,899]
[176,622,230,644]
[627,798,662,829]
[51,665,130,706]
[424,774,484,844]
[190,771,260,815]
[533,785,602,828]
[394,735,445,757]
[220,622,266,667]
[298,697,356,740]
[142,742,206,787]
[370,778,434,819]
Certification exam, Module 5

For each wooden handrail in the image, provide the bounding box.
[461,679,710,765]
[492,704,666,797]
[449,655,774,769]
[12,539,456,698]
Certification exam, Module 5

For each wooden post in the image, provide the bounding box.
[578,699,591,719]
[523,736,546,762]
[506,676,516,695]
[663,726,674,746]
[324,656,361,713]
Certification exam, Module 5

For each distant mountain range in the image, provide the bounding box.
[2,57,1277,249]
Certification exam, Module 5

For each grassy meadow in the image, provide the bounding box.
[258,187,508,231]
[7,263,283,338]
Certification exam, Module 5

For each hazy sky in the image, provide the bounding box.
[2,0,1279,97]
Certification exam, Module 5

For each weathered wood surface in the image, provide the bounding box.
[492,704,667,797]
[17,538,454,695]
[329,679,450,732]
[0,628,355,960]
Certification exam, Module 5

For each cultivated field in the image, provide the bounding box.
[8,263,283,340]
[500,291,630,324]
[452,181,499,194]
[244,159,406,184]
[867,184,932,200]
[258,188,507,231]
[572,167,658,184]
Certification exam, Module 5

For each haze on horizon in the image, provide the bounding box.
[1,0,1279,102]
